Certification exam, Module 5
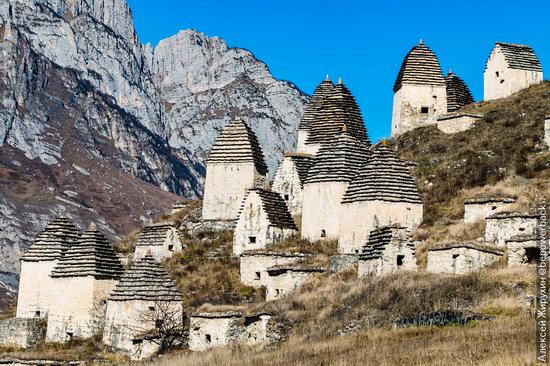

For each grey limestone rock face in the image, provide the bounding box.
[0,0,306,300]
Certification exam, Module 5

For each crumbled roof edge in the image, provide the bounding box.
[428,242,504,255]
[464,197,516,204]
[240,250,310,258]
[437,113,483,121]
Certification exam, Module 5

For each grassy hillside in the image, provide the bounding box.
[1,84,548,364]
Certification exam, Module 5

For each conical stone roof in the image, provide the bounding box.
[445,71,474,112]
[305,81,370,145]
[207,117,268,175]
[342,143,422,204]
[299,76,334,131]
[136,222,179,247]
[393,41,445,92]
[50,223,124,279]
[108,255,182,302]
[359,226,415,260]
[305,131,370,184]
[22,217,81,262]
[488,43,542,72]
[241,189,297,230]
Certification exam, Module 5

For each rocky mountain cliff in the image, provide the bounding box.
[0,0,307,301]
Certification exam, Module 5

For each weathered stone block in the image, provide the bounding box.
[436,113,482,134]
[240,251,308,288]
[0,318,46,348]
[265,266,323,301]
[426,243,503,274]
[484,212,538,246]
[463,197,516,223]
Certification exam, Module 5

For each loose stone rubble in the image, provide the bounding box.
[133,222,183,261]
[103,254,183,360]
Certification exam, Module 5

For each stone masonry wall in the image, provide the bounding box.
[301,181,348,241]
[240,252,307,288]
[133,227,182,262]
[0,318,46,348]
[103,300,182,360]
[202,163,268,221]
[484,48,543,101]
[16,261,57,319]
[436,114,481,134]
[485,215,537,246]
[46,276,117,343]
[339,200,423,254]
[272,158,304,216]
[265,270,318,301]
[426,247,501,274]
[464,200,515,223]
[545,116,550,147]
[391,84,447,136]
[507,237,539,266]
[358,243,416,277]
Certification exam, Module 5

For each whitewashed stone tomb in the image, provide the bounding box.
[339,143,423,254]
[103,255,183,360]
[272,153,314,216]
[233,189,297,256]
[358,226,417,277]
[463,197,516,223]
[133,222,183,262]
[202,116,269,221]
[484,42,543,101]
[265,265,323,301]
[239,250,308,288]
[426,243,504,274]
[484,212,538,246]
[16,217,80,319]
[46,223,124,343]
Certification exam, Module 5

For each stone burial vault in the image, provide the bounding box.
[103,254,183,360]
[426,242,504,275]
[133,221,183,262]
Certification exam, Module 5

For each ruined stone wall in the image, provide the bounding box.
[240,252,307,287]
[265,270,316,301]
[133,228,182,262]
[188,316,240,351]
[484,49,543,101]
[426,247,501,274]
[103,300,182,360]
[272,159,304,216]
[464,201,515,223]
[485,215,537,246]
[0,318,45,348]
[301,181,348,241]
[202,163,268,221]
[507,238,539,266]
[391,84,447,136]
[358,243,416,277]
[16,261,57,319]
[46,277,117,342]
[339,200,423,254]
[436,114,481,134]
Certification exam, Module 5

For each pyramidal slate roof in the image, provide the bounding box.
[359,226,414,260]
[136,222,179,247]
[284,153,314,187]
[342,143,422,204]
[242,189,297,230]
[489,42,542,72]
[22,217,81,262]
[51,223,124,279]
[305,80,370,145]
[108,255,182,302]
[305,131,370,184]
[299,76,334,131]
[445,71,475,112]
[393,40,445,92]
[207,117,268,175]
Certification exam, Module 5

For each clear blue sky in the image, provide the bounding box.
[128,0,549,142]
